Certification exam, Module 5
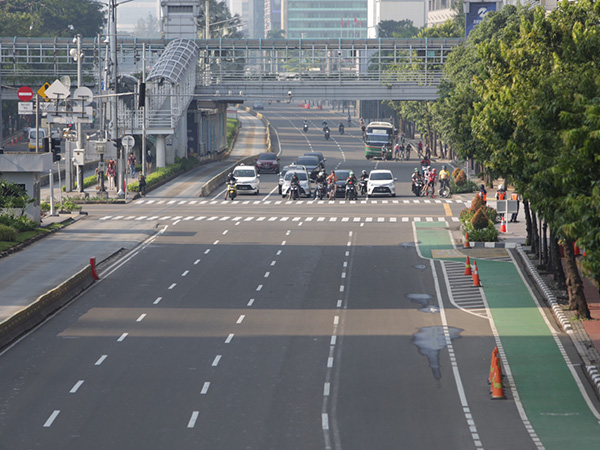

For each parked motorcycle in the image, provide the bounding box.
[226,182,237,201]
[303,123,308,132]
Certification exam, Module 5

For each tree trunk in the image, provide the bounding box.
[524,200,533,248]
[563,238,591,319]
[531,211,539,256]
[549,229,566,289]
[542,221,548,269]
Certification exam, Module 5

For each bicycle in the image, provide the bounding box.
[439,179,451,198]
[421,183,435,198]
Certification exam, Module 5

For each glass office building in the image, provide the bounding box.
[285,1,368,39]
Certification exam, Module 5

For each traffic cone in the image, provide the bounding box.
[491,366,505,399]
[500,216,507,233]
[464,256,472,276]
[464,232,470,249]
[488,348,501,384]
[574,242,580,256]
[472,260,481,287]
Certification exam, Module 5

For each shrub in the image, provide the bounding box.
[0,214,37,231]
[454,169,467,186]
[451,167,461,178]
[450,178,478,194]
[41,202,50,212]
[482,205,498,224]
[466,224,499,242]
[469,194,484,213]
[471,208,491,230]
[61,200,81,212]
[0,224,17,241]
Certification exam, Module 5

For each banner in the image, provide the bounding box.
[466,2,497,37]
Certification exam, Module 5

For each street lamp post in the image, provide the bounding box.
[70,34,84,192]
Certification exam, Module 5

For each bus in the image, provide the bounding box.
[364,121,394,159]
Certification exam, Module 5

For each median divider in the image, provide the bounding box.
[0,263,96,350]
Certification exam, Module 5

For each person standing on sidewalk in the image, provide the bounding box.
[510,191,521,222]
[145,150,153,174]
[479,184,487,204]
[138,173,146,197]
[107,160,116,190]
[128,152,136,178]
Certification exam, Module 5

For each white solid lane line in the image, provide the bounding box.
[187,411,199,428]
[43,410,60,427]
[70,380,84,394]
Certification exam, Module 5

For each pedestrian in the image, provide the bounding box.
[107,160,116,190]
[478,184,487,204]
[425,145,431,160]
[510,191,521,222]
[128,152,136,177]
[138,173,146,197]
[145,150,153,174]
[95,166,101,189]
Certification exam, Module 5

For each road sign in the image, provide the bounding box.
[37,82,51,100]
[45,79,70,100]
[17,86,34,102]
[122,135,135,149]
[73,87,94,105]
[18,102,34,115]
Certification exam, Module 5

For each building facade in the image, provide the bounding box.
[283,0,368,39]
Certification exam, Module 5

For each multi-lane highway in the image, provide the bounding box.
[0,104,598,449]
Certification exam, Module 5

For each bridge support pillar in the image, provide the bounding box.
[156,135,166,168]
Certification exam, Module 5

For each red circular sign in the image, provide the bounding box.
[17,86,34,102]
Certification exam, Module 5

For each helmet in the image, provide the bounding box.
[432,168,437,173]
[331,170,335,174]
[362,170,367,175]
[499,184,504,190]
[349,171,354,176]
[319,170,325,176]
[442,165,446,170]
[228,173,233,177]
[414,168,419,173]
[480,184,485,190]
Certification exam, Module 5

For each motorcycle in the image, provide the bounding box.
[412,179,424,197]
[317,182,327,200]
[339,125,345,135]
[345,183,358,201]
[303,123,308,132]
[289,183,300,200]
[359,179,368,196]
[226,182,237,201]
[324,128,330,140]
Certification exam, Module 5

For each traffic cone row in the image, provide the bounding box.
[500,216,507,233]
[489,347,505,399]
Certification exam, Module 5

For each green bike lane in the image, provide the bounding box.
[415,221,600,450]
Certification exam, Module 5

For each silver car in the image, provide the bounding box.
[281,170,311,198]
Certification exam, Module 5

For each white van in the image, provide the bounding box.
[28,128,47,151]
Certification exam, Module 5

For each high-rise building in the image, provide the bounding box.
[283,1,367,39]
[367,0,427,37]
[265,0,283,37]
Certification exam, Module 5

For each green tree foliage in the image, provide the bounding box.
[0,0,104,37]
[377,20,419,38]
[198,0,244,39]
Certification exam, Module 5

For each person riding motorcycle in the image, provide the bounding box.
[411,168,423,194]
[313,170,327,199]
[345,171,358,200]
[224,172,237,199]
[439,165,450,189]
[327,170,338,200]
[303,119,308,131]
[288,172,301,199]
[381,145,389,160]
[338,122,345,134]
[322,120,328,131]
[360,170,368,182]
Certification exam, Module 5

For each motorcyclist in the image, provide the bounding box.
[339,122,345,134]
[224,172,237,199]
[303,119,308,131]
[327,170,338,200]
[394,142,401,160]
[345,171,358,200]
[313,170,327,199]
[360,170,368,182]
[439,165,450,189]
[347,113,351,125]
[289,172,300,199]
[381,145,388,160]
[322,120,328,131]
[359,170,368,195]
[411,168,423,194]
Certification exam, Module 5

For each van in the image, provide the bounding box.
[28,128,47,151]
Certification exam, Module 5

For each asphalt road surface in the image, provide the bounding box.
[0,104,585,449]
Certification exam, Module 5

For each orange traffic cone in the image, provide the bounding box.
[574,242,580,256]
[491,366,505,399]
[464,256,472,276]
[472,260,481,287]
[464,232,470,249]
[488,347,499,383]
[500,216,507,233]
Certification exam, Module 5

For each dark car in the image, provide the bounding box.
[255,152,280,173]
[333,170,352,197]
[303,152,326,170]
[295,155,321,180]
[252,101,264,110]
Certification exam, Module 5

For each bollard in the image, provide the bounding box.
[90,257,99,280]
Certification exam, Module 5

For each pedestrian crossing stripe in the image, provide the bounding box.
[100,215,457,224]
[134,198,466,206]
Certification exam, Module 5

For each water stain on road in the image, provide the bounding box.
[413,264,427,270]
[412,326,462,379]
[406,293,439,313]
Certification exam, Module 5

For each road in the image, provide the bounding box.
[0,104,598,449]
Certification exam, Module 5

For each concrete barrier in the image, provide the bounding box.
[0,264,96,350]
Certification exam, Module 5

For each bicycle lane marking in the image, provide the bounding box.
[413,221,600,450]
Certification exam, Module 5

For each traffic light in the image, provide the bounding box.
[138,82,146,108]
[42,137,50,153]
[51,138,61,162]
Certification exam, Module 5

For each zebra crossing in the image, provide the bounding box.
[132,198,468,207]
[442,260,488,319]
[99,214,461,224]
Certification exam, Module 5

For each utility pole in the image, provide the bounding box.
[73,34,84,192]
[205,0,210,39]
[141,42,147,176]
[0,52,3,154]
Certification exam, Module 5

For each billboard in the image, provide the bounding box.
[466,2,497,37]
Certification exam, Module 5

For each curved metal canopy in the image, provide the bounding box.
[147,39,199,85]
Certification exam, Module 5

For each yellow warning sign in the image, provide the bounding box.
[37,82,51,101]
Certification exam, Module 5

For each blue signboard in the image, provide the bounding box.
[466,2,497,37]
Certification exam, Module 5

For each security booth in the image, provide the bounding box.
[0,152,53,223]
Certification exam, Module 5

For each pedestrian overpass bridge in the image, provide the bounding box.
[0,36,462,162]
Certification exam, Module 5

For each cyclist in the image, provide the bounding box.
[426,168,437,198]
[439,165,450,190]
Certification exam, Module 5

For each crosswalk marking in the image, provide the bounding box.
[127,198,468,207]
[257,217,266,221]
[147,216,159,221]
[194,216,206,221]
[402,217,409,222]
[219,216,230,221]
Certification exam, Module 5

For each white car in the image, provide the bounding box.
[367,169,396,197]
[282,169,311,198]
[233,165,260,194]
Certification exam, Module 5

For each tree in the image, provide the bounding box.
[133,14,161,39]
[377,20,419,38]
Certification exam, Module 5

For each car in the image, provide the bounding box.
[281,169,311,198]
[233,165,260,195]
[278,164,307,194]
[255,152,280,173]
[295,155,321,180]
[367,169,396,197]
[303,152,326,170]
[252,101,264,110]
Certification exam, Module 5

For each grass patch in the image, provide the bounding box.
[0,228,50,252]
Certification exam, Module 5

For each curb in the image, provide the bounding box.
[585,366,600,395]
[0,264,95,351]
[467,242,519,249]
[516,245,572,333]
